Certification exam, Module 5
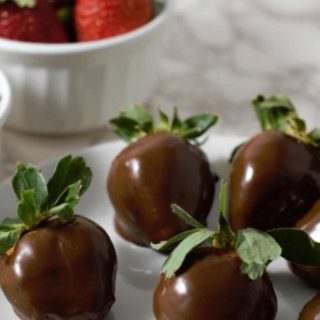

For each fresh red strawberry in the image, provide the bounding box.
[74,0,153,42]
[0,0,68,43]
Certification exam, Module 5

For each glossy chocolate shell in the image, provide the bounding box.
[107,133,216,246]
[230,130,320,231]
[299,292,320,320]
[153,248,277,320]
[290,199,320,288]
[0,216,117,320]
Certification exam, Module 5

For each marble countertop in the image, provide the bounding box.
[2,0,320,179]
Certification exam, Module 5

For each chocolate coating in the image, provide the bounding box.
[153,248,277,320]
[299,292,320,320]
[289,200,320,288]
[0,216,117,320]
[107,133,216,246]
[230,130,320,231]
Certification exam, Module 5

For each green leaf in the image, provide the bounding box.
[171,204,205,229]
[0,224,25,255]
[212,180,236,249]
[268,228,320,266]
[120,105,153,125]
[47,155,92,207]
[241,262,265,280]
[151,229,200,251]
[236,228,282,280]
[109,105,154,142]
[219,179,227,217]
[109,105,218,143]
[161,229,214,278]
[110,117,141,143]
[180,114,218,140]
[159,110,170,131]
[309,128,320,145]
[12,163,48,212]
[47,181,80,221]
[251,95,316,146]
[17,190,39,228]
[171,107,182,132]
[56,205,74,222]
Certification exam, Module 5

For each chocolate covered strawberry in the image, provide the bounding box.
[299,293,320,320]
[289,199,320,288]
[107,106,218,247]
[0,0,68,42]
[152,181,320,320]
[0,155,117,320]
[229,95,320,231]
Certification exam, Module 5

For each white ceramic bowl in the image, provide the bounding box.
[0,70,11,129]
[0,1,171,135]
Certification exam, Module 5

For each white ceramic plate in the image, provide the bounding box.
[0,136,316,319]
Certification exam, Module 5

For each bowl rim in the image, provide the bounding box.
[0,70,11,127]
[0,0,171,55]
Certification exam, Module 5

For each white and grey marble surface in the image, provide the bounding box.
[2,0,320,177]
[151,0,320,135]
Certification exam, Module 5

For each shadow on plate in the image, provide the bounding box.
[116,239,165,290]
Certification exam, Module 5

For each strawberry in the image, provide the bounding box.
[0,0,68,43]
[74,0,153,42]
[229,95,320,231]
[152,182,320,320]
[107,106,218,247]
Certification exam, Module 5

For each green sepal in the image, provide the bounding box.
[236,228,282,280]
[47,181,81,222]
[171,108,182,132]
[213,180,236,249]
[12,163,48,212]
[178,114,218,140]
[0,155,93,256]
[252,95,320,146]
[161,228,214,278]
[171,204,205,229]
[47,155,92,207]
[109,106,154,143]
[0,224,25,255]
[268,228,320,266]
[309,129,320,145]
[109,106,218,144]
[159,110,170,131]
[56,205,74,222]
[151,229,200,251]
[17,190,39,228]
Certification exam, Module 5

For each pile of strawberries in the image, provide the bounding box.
[0,0,153,43]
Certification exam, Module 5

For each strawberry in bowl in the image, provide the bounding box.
[74,0,153,41]
[0,0,68,43]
